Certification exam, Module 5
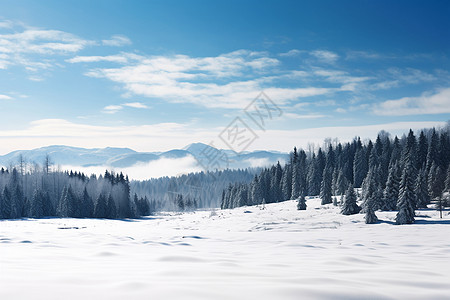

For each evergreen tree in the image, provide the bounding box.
[320,165,332,205]
[1,186,12,219]
[30,189,44,218]
[42,191,54,216]
[353,148,367,188]
[381,161,400,211]
[296,194,307,210]
[428,162,445,199]
[341,184,360,215]
[291,161,300,199]
[426,128,439,175]
[281,164,292,200]
[175,194,185,211]
[396,162,416,225]
[415,167,430,209]
[81,187,93,218]
[93,193,108,218]
[365,192,379,224]
[417,130,428,169]
[445,165,450,192]
[360,166,381,212]
[106,194,117,219]
[56,186,69,217]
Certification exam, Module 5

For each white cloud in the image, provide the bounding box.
[373,88,450,116]
[102,35,132,47]
[102,102,149,113]
[67,54,130,64]
[284,113,326,119]
[0,94,12,100]
[79,50,342,109]
[0,21,94,73]
[102,105,123,114]
[310,50,339,64]
[122,102,148,109]
[0,29,92,55]
[279,49,302,57]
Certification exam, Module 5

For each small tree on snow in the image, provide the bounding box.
[297,194,306,210]
[341,185,360,215]
[365,193,378,224]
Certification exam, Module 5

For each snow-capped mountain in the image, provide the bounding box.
[0,143,289,170]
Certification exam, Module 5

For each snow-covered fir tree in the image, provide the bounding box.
[381,161,400,211]
[341,184,360,215]
[296,194,307,210]
[396,161,416,225]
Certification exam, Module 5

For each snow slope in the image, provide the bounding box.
[1,198,449,300]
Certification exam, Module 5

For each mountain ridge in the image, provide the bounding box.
[0,143,289,170]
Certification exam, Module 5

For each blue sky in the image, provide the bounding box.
[0,0,449,154]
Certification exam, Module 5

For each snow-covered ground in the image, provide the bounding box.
[1,198,449,300]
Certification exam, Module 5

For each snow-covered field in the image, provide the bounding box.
[1,198,449,300]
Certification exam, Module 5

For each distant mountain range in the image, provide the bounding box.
[0,143,289,170]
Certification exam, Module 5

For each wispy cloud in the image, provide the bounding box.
[279,49,302,57]
[373,88,450,116]
[0,94,12,100]
[122,102,149,109]
[102,102,149,113]
[102,105,123,114]
[74,50,344,109]
[102,35,132,47]
[310,50,339,64]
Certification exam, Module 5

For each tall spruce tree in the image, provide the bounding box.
[396,161,416,225]
[381,161,400,211]
[415,167,430,209]
[93,193,108,218]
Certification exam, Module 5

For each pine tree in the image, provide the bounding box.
[56,186,69,217]
[381,162,400,211]
[426,128,439,175]
[415,168,430,209]
[42,191,54,216]
[93,193,108,218]
[106,194,117,219]
[417,130,428,169]
[320,165,332,205]
[353,148,367,188]
[365,192,378,224]
[428,162,445,199]
[445,165,450,192]
[281,164,292,200]
[297,194,307,210]
[30,189,44,218]
[396,162,416,225]
[1,186,12,219]
[81,187,93,218]
[341,184,360,215]
[291,162,300,199]
[175,194,185,211]
[360,166,380,212]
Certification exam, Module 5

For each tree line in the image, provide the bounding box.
[0,166,154,219]
[221,125,450,225]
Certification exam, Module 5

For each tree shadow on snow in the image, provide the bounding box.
[414,219,450,225]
